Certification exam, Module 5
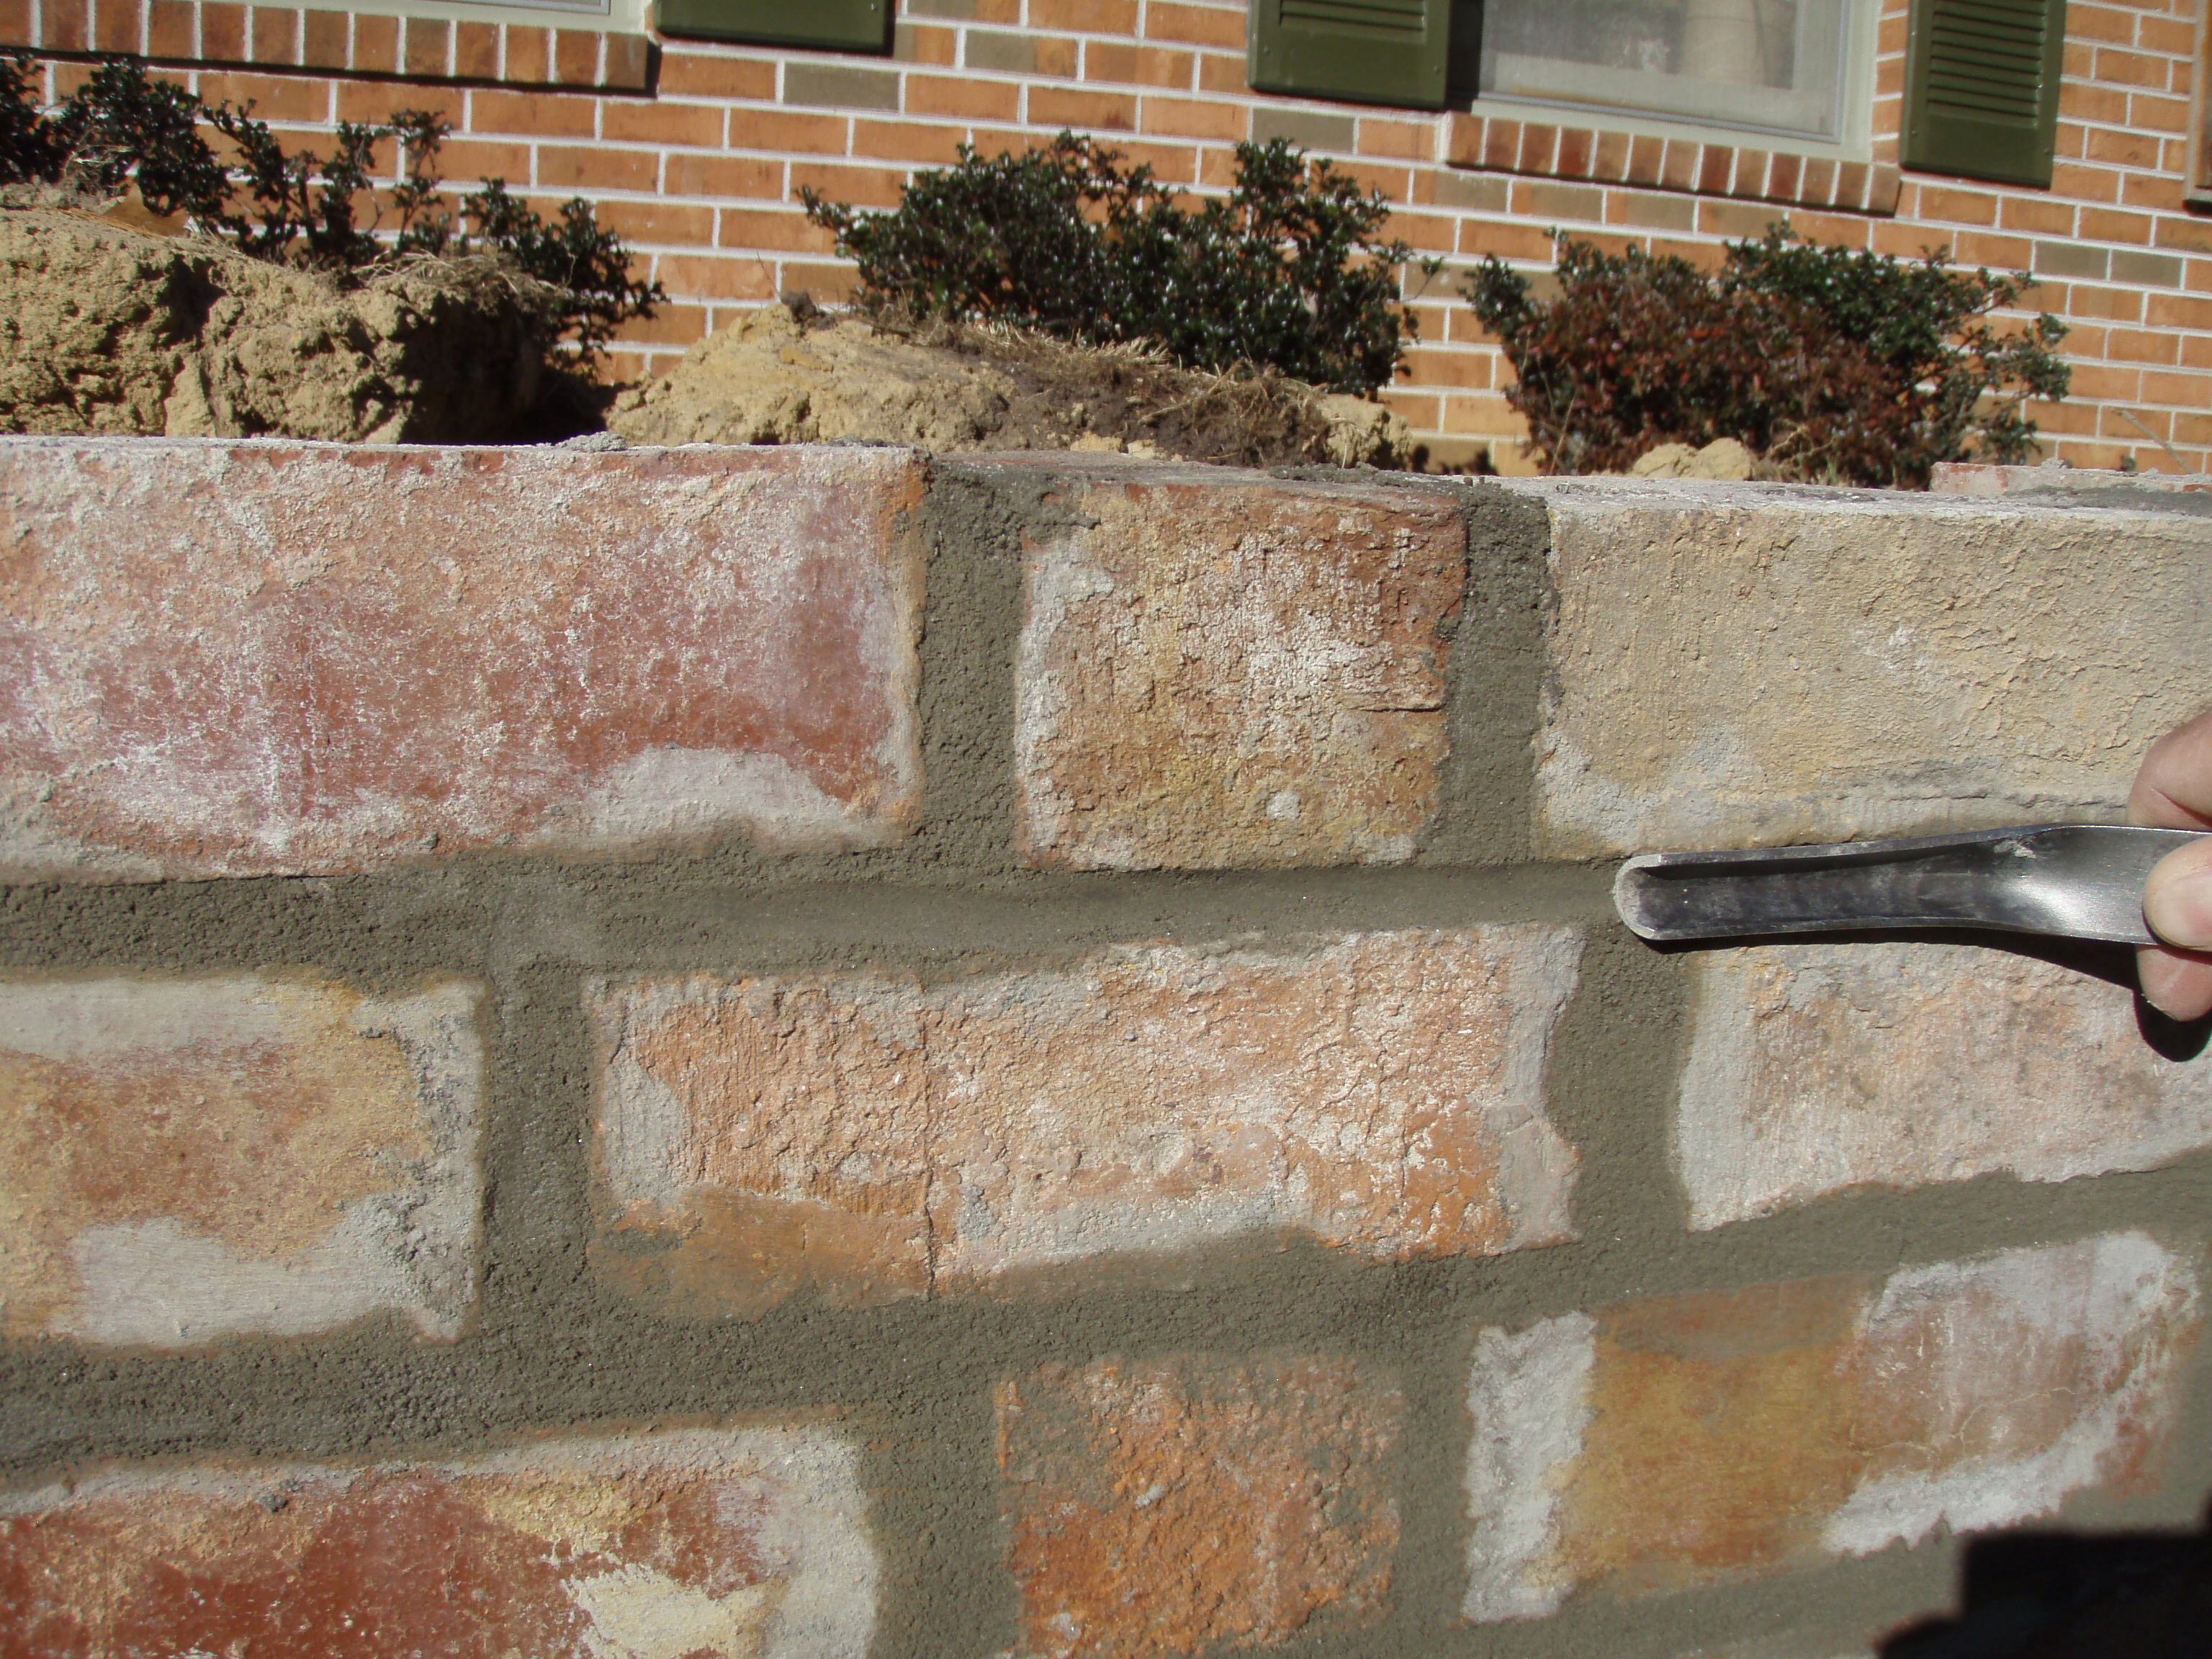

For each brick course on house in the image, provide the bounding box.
[7,0,2207,471]
[4,438,2212,1654]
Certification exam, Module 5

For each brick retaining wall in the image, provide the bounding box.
[3,439,2212,1655]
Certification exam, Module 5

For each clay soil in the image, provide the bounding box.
[609,302,1415,469]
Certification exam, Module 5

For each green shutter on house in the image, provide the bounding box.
[1247,0,1449,110]
[1901,0,2067,187]
[655,0,888,51]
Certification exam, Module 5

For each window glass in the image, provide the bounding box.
[1457,0,1850,142]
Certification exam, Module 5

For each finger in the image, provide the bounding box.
[2138,943,2212,1022]
[2129,703,2212,827]
[2144,835,2212,949]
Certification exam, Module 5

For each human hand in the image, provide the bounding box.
[2131,704,2212,1020]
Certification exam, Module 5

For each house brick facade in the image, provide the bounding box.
[9,0,2208,471]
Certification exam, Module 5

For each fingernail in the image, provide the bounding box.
[2146,865,2212,950]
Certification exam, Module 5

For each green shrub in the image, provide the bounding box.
[1461,228,2071,487]
[0,53,660,355]
[801,132,1436,395]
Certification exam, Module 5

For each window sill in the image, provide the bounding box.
[1442,112,1900,217]
[8,1,650,91]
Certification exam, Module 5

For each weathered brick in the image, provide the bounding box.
[0,974,481,1346]
[999,1352,1401,1657]
[1527,484,2212,854]
[1013,467,1463,870]
[0,1426,876,1655]
[1465,1231,2200,1619]
[1678,943,2212,1226]
[0,443,925,877]
[590,926,1581,1315]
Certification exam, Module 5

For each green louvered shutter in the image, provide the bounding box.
[1248,0,1449,110]
[1901,0,2066,186]
[655,0,887,51]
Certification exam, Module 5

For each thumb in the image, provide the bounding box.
[2144,836,2212,950]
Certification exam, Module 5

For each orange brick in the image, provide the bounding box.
[430,138,532,184]
[536,144,660,192]
[1145,0,1244,46]
[2123,172,2189,212]
[2064,361,2142,399]
[1030,0,1137,27]
[608,302,713,346]
[465,86,593,137]
[451,19,497,79]
[1381,209,1456,252]
[2085,125,2164,169]
[2064,82,2133,125]
[1084,41,1194,86]
[2148,290,2212,328]
[1110,138,1197,181]
[1400,349,1493,390]
[2067,1,2137,41]
[2080,207,2157,245]
[1460,220,1557,261]
[2137,12,2196,52]
[1916,184,1999,225]
[650,252,779,301]
[2159,216,2212,253]
[2064,283,2146,321]
[2141,367,2212,403]
[772,260,860,303]
[906,71,1020,120]
[1336,158,1410,200]
[657,50,777,99]
[719,206,840,251]
[1141,93,1244,141]
[1953,230,2033,267]
[2000,195,2078,235]
[788,160,908,208]
[893,20,958,63]
[847,119,965,163]
[1626,133,1663,185]
[2092,44,2168,86]
[297,8,345,69]
[1609,189,1696,232]
[729,107,849,155]
[1517,123,1557,171]
[2051,161,2123,202]
[660,152,781,199]
[1027,84,1137,130]
[2106,325,2182,361]
[1442,394,1531,436]
[2131,91,2191,132]
[552,27,598,86]
[1197,52,1247,94]
[197,71,324,122]
[501,24,549,84]
[588,197,715,244]
[1789,209,1874,247]
[601,99,724,148]
[198,0,242,59]
[146,0,193,57]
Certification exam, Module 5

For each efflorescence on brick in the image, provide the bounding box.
[0,1427,878,1658]
[0,973,482,1347]
[997,1352,1403,1658]
[588,926,1583,1314]
[0,441,926,878]
[1465,1231,2203,1619]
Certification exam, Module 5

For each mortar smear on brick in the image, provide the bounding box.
[0,974,482,1346]
[1527,483,2212,855]
[0,1425,876,1658]
[1463,1231,2200,1619]
[997,1352,1401,1657]
[1017,474,1465,870]
[588,925,1581,1314]
[1678,941,2212,1226]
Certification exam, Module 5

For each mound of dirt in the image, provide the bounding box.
[609,304,1412,469]
[0,208,554,443]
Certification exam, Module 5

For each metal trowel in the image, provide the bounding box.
[1613,824,2212,946]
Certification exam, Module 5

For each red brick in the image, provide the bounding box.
[0,974,481,1345]
[40,0,87,50]
[590,926,1580,1310]
[0,0,28,43]
[2082,204,2154,241]
[664,152,782,199]
[1015,471,1465,869]
[608,300,716,344]
[452,19,498,79]
[907,70,1020,119]
[716,206,838,252]
[93,0,141,52]
[1465,1233,2200,1618]
[788,158,907,208]
[145,0,192,56]
[1557,127,1596,178]
[588,197,715,244]
[552,26,598,85]
[657,48,777,98]
[1358,114,1431,160]
[500,25,553,84]
[195,71,323,122]
[1458,219,1555,261]
[0,445,925,877]
[1514,122,1556,172]
[349,11,396,73]
[649,251,778,300]
[771,261,860,302]
[1196,49,1246,92]
[1026,84,1141,130]
[600,98,722,147]
[2131,90,2192,131]
[0,1429,875,1654]
[1144,0,1244,46]
[297,7,344,69]
[1002,1355,1401,1658]
[2107,325,2183,361]
[2066,282,2146,321]
[605,30,649,89]
[1626,133,1663,185]
[2148,290,2212,328]
[428,137,531,183]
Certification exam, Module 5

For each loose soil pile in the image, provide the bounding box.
[609,303,1413,468]
[0,207,556,443]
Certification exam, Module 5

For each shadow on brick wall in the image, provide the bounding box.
[1883,1506,2212,1657]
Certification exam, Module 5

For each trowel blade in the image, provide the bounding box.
[1614,824,2212,946]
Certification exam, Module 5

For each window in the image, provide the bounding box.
[1459,0,1852,143]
